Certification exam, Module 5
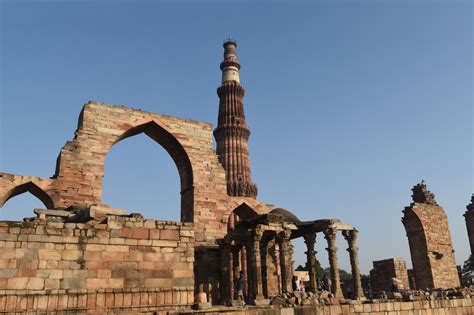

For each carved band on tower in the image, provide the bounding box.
[214,39,258,198]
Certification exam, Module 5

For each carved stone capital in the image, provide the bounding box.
[324,227,337,242]
[277,229,292,241]
[252,226,264,241]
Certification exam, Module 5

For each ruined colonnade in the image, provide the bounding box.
[219,210,364,304]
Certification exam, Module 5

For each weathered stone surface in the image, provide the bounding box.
[370,258,410,292]
[402,181,460,289]
[0,217,195,312]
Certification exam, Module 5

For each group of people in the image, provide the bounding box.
[292,276,306,293]
[234,272,308,304]
[233,271,401,304]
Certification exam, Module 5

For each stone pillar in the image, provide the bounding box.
[219,241,232,304]
[274,243,282,294]
[248,228,264,302]
[303,232,318,293]
[324,227,343,298]
[194,249,210,308]
[289,243,295,276]
[241,245,248,298]
[278,229,293,293]
[464,195,474,256]
[245,242,254,301]
[231,245,241,300]
[343,229,364,299]
[260,241,269,298]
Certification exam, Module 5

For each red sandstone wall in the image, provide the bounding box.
[0,217,194,313]
[403,203,460,289]
[464,209,474,257]
[370,258,410,292]
[0,102,277,247]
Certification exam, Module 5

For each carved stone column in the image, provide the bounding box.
[248,227,264,302]
[245,241,254,301]
[231,245,241,300]
[277,229,293,293]
[241,245,248,298]
[324,228,343,298]
[260,240,269,298]
[303,232,318,293]
[219,241,232,304]
[273,242,282,294]
[343,229,364,298]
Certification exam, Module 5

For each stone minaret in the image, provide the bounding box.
[464,195,474,256]
[213,39,258,198]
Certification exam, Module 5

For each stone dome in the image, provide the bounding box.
[269,208,301,223]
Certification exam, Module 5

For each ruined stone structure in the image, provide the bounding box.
[370,258,410,292]
[2,40,470,313]
[0,217,194,312]
[464,195,474,256]
[0,40,364,313]
[402,181,460,289]
[219,210,363,305]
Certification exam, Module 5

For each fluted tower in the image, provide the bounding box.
[213,39,258,198]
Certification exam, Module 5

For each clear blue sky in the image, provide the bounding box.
[0,0,472,273]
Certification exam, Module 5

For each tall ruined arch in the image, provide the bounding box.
[402,208,433,288]
[105,120,194,222]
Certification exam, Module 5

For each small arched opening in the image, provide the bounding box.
[227,202,259,231]
[0,182,54,220]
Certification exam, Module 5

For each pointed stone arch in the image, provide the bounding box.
[0,181,54,209]
[227,202,259,231]
[106,120,194,222]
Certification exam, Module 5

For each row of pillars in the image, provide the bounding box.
[324,228,364,299]
[220,228,293,304]
[220,227,364,304]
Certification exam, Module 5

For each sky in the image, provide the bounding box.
[0,0,472,274]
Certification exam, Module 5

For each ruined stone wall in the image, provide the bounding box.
[464,196,474,257]
[171,299,474,315]
[0,102,276,247]
[370,258,409,292]
[0,101,232,246]
[0,216,194,313]
[403,202,460,289]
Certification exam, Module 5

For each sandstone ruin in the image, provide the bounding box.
[370,258,409,293]
[464,195,474,257]
[402,181,460,289]
[0,40,472,314]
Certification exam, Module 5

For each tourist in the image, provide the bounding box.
[300,278,306,294]
[237,271,245,303]
[292,276,297,291]
[390,275,399,292]
[322,274,330,291]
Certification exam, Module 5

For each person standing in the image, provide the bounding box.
[237,271,245,304]
[390,275,399,292]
